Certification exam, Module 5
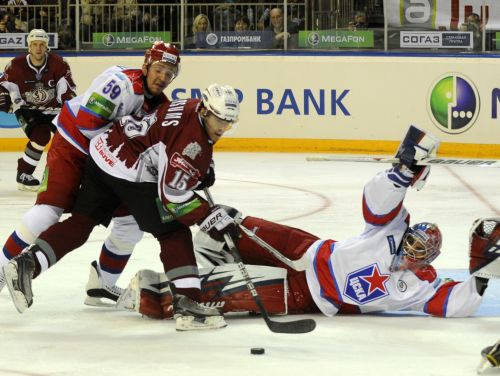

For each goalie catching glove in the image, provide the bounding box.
[394,125,440,191]
[469,217,500,279]
[198,205,239,242]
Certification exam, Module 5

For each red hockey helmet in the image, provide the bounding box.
[403,222,442,263]
[391,222,442,271]
[144,41,180,79]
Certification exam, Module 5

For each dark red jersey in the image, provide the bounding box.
[0,52,76,115]
[89,98,212,226]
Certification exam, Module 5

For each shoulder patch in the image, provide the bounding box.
[86,92,116,118]
[182,142,202,160]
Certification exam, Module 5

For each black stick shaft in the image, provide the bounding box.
[203,188,316,334]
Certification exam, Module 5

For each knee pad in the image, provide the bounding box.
[106,215,144,254]
[20,204,64,241]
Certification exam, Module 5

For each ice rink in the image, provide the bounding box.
[0,151,499,376]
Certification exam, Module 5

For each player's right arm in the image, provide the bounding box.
[74,68,134,139]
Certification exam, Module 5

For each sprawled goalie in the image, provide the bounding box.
[117,126,500,320]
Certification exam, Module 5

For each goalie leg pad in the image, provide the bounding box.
[237,216,319,270]
[198,263,288,315]
[116,269,172,319]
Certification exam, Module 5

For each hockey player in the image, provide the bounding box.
[118,127,499,320]
[3,83,240,331]
[0,41,181,306]
[0,29,76,191]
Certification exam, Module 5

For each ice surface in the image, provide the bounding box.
[0,151,499,376]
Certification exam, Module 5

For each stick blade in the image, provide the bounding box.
[267,318,316,334]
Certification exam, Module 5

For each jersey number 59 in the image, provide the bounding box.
[102,80,121,100]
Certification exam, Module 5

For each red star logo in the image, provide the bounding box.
[360,266,390,295]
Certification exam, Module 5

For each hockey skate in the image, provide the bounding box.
[172,294,227,331]
[477,340,500,374]
[3,249,36,313]
[16,172,40,192]
[84,261,123,307]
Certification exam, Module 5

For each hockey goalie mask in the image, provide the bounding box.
[144,41,180,82]
[390,222,442,272]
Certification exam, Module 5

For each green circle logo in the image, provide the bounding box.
[428,74,480,134]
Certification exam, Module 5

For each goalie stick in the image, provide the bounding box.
[203,188,316,334]
[306,155,500,168]
[238,224,308,272]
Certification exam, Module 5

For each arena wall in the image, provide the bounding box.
[1,54,499,157]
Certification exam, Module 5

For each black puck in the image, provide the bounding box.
[250,348,265,355]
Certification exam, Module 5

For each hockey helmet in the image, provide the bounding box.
[391,222,442,271]
[403,222,442,263]
[202,84,240,123]
[27,29,49,49]
[144,41,180,79]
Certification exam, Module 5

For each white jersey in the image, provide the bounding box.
[53,65,167,154]
[305,167,482,318]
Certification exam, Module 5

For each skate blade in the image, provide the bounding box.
[17,184,39,192]
[4,263,29,314]
[84,295,117,308]
[175,315,227,331]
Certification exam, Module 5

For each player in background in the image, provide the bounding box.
[0,42,181,306]
[0,29,76,191]
[118,126,498,320]
[3,84,240,331]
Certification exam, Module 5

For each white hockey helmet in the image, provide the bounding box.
[27,29,49,49]
[202,84,240,123]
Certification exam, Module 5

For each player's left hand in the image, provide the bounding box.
[195,164,215,190]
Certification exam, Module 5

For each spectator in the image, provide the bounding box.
[14,17,26,32]
[186,13,212,49]
[0,19,6,33]
[234,15,250,32]
[267,8,299,49]
[348,11,368,30]
[58,22,74,50]
[213,3,240,32]
[81,0,104,32]
[460,12,481,51]
[115,0,140,32]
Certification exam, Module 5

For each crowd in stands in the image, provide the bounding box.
[0,1,494,51]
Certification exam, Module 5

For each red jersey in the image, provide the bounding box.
[0,52,76,115]
[89,98,212,226]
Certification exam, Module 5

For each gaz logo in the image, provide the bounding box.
[428,73,480,134]
[343,263,390,305]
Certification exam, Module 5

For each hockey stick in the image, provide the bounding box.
[237,224,308,272]
[203,188,316,334]
[306,155,500,168]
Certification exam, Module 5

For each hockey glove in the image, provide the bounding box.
[198,205,238,243]
[195,163,215,191]
[394,125,440,190]
[0,91,11,113]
